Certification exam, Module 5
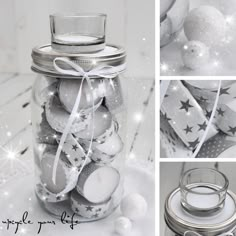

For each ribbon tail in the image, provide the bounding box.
[191,80,221,158]
[52,78,85,184]
[74,76,95,178]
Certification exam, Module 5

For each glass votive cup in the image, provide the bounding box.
[180,168,228,217]
[50,13,107,53]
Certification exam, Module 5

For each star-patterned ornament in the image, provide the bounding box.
[212,87,230,96]
[198,121,207,131]
[228,126,236,135]
[188,138,200,149]
[179,99,194,112]
[183,125,193,134]
[217,108,225,117]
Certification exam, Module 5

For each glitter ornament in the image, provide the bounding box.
[120,193,148,221]
[184,6,226,46]
[114,217,132,235]
[181,41,210,70]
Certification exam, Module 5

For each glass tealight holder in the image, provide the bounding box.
[50,13,106,53]
[180,168,228,217]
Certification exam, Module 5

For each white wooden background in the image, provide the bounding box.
[160,162,236,235]
[0,0,155,79]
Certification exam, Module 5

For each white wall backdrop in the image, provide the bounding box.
[0,0,155,78]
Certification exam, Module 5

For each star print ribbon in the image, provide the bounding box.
[52,57,126,185]
[160,80,218,152]
[184,80,236,105]
[184,230,234,236]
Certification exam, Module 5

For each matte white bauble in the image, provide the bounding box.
[120,193,148,221]
[114,217,132,235]
[184,6,226,46]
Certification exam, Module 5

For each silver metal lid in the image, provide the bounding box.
[31,44,126,78]
[165,188,236,236]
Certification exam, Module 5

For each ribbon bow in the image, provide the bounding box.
[184,231,234,236]
[52,57,126,184]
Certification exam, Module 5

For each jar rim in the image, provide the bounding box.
[50,13,107,18]
[179,168,229,196]
[31,44,126,77]
[165,187,236,235]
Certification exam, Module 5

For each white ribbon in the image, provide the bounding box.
[191,80,222,158]
[52,57,125,184]
[184,230,234,236]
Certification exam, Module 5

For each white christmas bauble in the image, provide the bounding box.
[184,6,226,46]
[120,193,148,221]
[181,41,210,70]
[114,217,132,235]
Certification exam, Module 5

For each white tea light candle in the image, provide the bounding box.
[186,186,220,209]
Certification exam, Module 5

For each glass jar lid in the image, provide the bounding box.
[165,188,236,236]
[31,44,126,78]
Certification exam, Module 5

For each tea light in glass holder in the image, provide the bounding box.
[180,168,228,216]
[50,14,106,53]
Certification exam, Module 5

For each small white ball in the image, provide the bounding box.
[184,6,226,46]
[114,217,132,235]
[181,41,210,70]
[120,193,148,221]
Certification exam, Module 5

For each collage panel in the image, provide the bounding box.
[160,0,236,235]
[160,80,236,158]
[0,1,155,236]
[161,0,236,76]
[160,162,236,236]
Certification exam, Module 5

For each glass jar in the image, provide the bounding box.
[31,14,126,222]
[164,169,236,236]
[160,0,189,47]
